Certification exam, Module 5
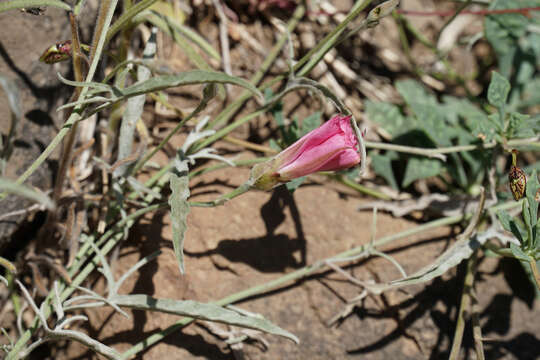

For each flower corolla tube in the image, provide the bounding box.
[250,114,362,190]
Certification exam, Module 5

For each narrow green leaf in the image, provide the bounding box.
[123,70,262,99]
[526,170,539,247]
[365,230,490,293]
[0,0,71,13]
[0,178,54,210]
[168,160,190,274]
[111,294,299,343]
[0,74,22,120]
[487,71,510,109]
[402,158,442,188]
[497,210,526,244]
[510,243,530,262]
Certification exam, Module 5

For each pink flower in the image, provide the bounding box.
[250,114,361,190]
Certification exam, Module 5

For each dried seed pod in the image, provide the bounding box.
[39,40,72,64]
[508,150,526,201]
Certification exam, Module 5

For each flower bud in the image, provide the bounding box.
[39,40,72,64]
[250,114,361,190]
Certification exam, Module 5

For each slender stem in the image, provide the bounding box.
[398,7,540,17]
[52,13,84,203]
[471,293,485,360]
[449,251,478,360]
[334,175,391,200]
[132,107,197,174]
[189,182,252,207]
[223,136,277,154]
[529,259,540,291]
[365,137,540,159]
[436,0,471,44]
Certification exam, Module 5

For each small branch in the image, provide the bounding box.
[333,175,392,200]
[213,0,232,78]
[365,137,540,160]
[529,259,540,291]
[436,0,471,44]
[398,7,540,17]
[449,251,478,360]
[190,182,252,207]
[471,291,485,360]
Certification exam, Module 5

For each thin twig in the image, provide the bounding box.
[398,7,540,17]
[471,290,485,360]
[529,259,540,290]
[449,251,478,360]
[213,0,232,79]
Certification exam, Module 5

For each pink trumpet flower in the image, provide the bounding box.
[250,114,361,190]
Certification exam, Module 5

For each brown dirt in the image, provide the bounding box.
[59,150,539,360]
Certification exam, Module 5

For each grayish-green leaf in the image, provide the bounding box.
[365,101,411,138]
[0,178,54,209]
[115,28,157,178]
[169,159,190,274]
[402,158,442,188]
[510,243,530,261]
[396,79,438,110]
[526,170,539,247]
[483,0,536,77]
[0,74,22,120]
[60,70,261,116]
[487,71,510,109]
[110,294,299,343]
[364,229,495,294]
[507,112,536,138]
[497,209,525,244]
[0,74,21,175]
[123,71,261,99]
[370,151,398,190]
[299,112,321,137]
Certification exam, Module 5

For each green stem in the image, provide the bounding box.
[449,250,478,360]
[366,137,540,159]
[190,182,252,207]
[529,259,540,291]
[131,104,199,175]
[436,0,471,44]
[334,175,391,200]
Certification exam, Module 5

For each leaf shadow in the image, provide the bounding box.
[185,185,307,272]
